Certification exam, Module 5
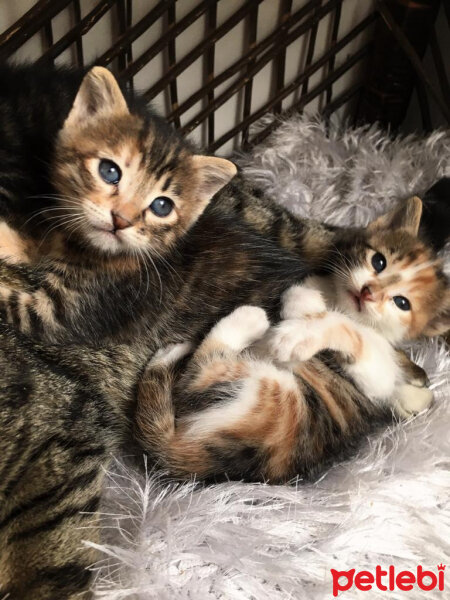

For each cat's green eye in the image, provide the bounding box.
[150,196,174,217]
[393,296,411,311]
[371,252,386,273]
[99,159,121,185]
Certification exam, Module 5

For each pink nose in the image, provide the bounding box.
[360,285,373,301]
[111,211,132,231]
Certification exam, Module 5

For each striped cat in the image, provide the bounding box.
[135,196,450,482]
[0,64,314,599]
[0,64,303,600]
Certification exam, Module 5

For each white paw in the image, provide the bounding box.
[150,342,193,366]
[394,383,434,418]
[212,306,270,352]
[281,285,326,320]
[267,319,321,363]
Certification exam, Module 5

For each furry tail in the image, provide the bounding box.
[135,347,211,478]
[135,363,177,463]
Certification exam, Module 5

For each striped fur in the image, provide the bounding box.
[0,329,143,599]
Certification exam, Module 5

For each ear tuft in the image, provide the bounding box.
[368,196,423,236]
[64,66,129,130]
[423,289,450,337]
[192,155,237,202]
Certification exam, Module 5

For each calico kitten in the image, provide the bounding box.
[135,197,450,482]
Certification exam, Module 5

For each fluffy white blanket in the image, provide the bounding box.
[91,117,450,599]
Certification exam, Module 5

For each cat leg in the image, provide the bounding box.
[150,341,194,367]
[390,349,433,417]
[0,284,62,338]
[194,305,270,359]
[281,284,327,320]
[0,263,83,340]
[393,383,434,418]
[394,348,429,388]
[269,310,401,402]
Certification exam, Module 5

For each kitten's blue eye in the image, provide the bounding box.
[393,296,411,311]
[99,159,121,184]
[150,196,174,217]
[371,252,386,273]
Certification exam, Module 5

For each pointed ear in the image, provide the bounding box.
[192,155,237,202]
[64,66,129,130]
[423,289,450,337]
[368,197,423,236]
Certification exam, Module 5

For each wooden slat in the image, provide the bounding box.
[273,0,293,114]
[164,0,324,119]
[0,0,72,59]
[209,42,371,152]
[301,0,322,96]
[43,16,54,52]
[96,0,175,68]
[36,0,116,65]
[117,0,217,83]
[144,0,267,103]
[241,3,259,147]
[205,1,218,146]
[166,3,180,129]
[326,1,342,103]
[126,0,134,91]
[72,0,84,66]
[323,80,362,117]
[180,0,351,136]
[116,0,129,73]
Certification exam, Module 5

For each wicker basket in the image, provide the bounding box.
[1,0,448,154]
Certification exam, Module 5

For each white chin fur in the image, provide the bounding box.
[84,228,141,255]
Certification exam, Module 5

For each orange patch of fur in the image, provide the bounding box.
[190,359,250,391]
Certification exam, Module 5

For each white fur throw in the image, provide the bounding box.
[91,116,450,599]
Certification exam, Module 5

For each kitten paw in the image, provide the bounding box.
[267,319,320,363]
[150,342,193,367]
[394,383,434,418]
[281,285,326,320]
[211,305,270,352]
[408,366,430,388]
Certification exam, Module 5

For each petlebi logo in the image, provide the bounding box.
[331,564,445,596]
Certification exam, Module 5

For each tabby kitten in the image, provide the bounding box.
[135,197,450,482]
[0,64,310,600]
[0,64,308,348]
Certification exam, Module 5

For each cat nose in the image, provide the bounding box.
[111,211,132,231]
[360,285,374,301]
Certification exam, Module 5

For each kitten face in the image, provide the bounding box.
[332,198,449,342]
[52,67,236,256]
